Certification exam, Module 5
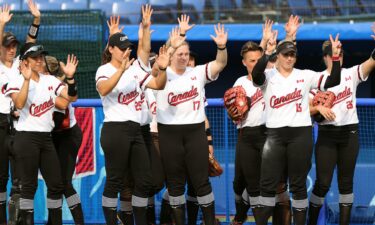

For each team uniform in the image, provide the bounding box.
[52,103,84,224]
[5,73,65,223]
[96,61,153,225]
[0,58,20,219]
[252,63,341,225]
[308,65,368,224]
[156,63,216,225]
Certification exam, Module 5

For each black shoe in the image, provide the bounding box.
[69,203,84,225]
[187,200,199,225]
[20,209,34,225]
[292,207,307,225]
[307,203,322,225]
[103,206,118,225]
[339,203,352,225]
[273,201,291,225]
[117,210,134,225]
[201,202,215,225]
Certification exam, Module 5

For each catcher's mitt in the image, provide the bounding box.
[312,91,336,108]
[223,86,250,123]
[312,91,336,122]
[209,154,223,177]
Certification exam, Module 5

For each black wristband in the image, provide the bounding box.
[179,33,186,37]
[207,140,213,146]
[67,82,78,97]
[28,24,40,39]
[217,46,226,51]
[206,128,212,136]
[159,66,167,71]
[371,48,375,60]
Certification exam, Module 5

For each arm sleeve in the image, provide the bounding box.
[323,60,341,89]
[252,54,269,86]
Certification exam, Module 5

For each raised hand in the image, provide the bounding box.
[285,15,300,37]
[266,30,278,55]
[107,15,124,36]
[120,48,135,72]
[141,4,153,28]
[262,19,274,42]
[169,26,186,49]
[0,5,13,25]
[156,45,170,69]
[60,54,79,79]
[19,61,32,80]
[210,23,228,48]
[28,0,40,18]
[178,14,195,35]
[329,33,342,57]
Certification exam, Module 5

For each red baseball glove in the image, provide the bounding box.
[223,86,250,123]
[312,91,336,108]
[209,153,223,177]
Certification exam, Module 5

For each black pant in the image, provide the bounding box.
[260,126,313,209]
[100,121,152,202]
[311,124,359,204]
[13,131,63,209]
[0,114,9,194]
[141,125,165,195]
[52,124,82,198]
[235,126,266,203]
[158,122,213,205]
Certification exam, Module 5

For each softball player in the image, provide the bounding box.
[0,2,40,223]
[5,42,78,225]
[155,23,227,225]
[40,55,84,225]
[307,24,375,225]
[251,31,342,225]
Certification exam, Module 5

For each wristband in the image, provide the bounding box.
[331,55,340,61]
[67,82,78,97]
[159,66,167,71]
[179,33,186,37]
[208,140,213,145]
[217,46,226,51]
[28,24,40,39]
[206,128,212,136]
[371,48,375,60]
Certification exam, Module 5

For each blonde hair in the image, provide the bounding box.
[45,56,64,77]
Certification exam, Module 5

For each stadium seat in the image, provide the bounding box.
[149,0,177,5]
[287,0,313,17]
[61,1,87,10]
[36,2,62,10]
[166,3,200,23]
[89,2,113,16]
[336,0,362,15]
[151,5,175,24]
[112,1,142,24]
[361,0,375,13]
[311,0,337,16]
[182,0,205,13]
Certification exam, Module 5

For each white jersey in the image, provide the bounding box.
[54,103,77,128]
[95,62,152,123]
[310,64,367,126]
[156,63,217,125]
[5,74,65,132]
[260,67,328,128]
[233,76,266,128]
[0,58,20,114]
